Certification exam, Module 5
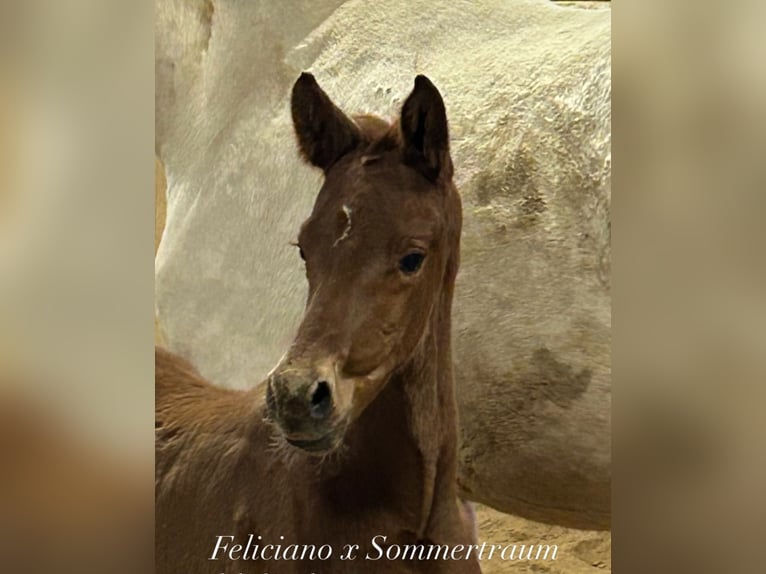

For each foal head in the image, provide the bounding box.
[266,73,460,454]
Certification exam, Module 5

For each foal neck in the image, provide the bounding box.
[400,288,460,536]
[316,284,459,538]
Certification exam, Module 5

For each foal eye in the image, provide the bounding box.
[399,252,425,275]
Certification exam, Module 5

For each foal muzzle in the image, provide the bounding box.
[266,360,347,453]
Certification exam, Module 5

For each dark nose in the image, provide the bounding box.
[309,380,333,420]
[267,369,335,433]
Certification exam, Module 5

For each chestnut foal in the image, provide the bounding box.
[156,73,480,573]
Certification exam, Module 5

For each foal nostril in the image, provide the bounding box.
[309,380,333,420]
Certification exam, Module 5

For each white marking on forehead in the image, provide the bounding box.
[333,204,353,247]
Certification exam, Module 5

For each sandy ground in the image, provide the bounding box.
[474,504,610,573]
[554,1,610,8]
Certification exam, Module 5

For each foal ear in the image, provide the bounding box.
[291,72,360,171]
[399,75,453,183]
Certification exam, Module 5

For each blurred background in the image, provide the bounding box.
[0,1,153,573]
